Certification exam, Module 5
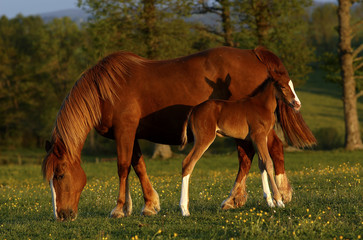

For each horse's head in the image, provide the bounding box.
[274,76,301,111]
[42,139,86,221]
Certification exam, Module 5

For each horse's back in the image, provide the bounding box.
[108,47,269,144]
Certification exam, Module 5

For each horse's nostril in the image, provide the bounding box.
[58,209,76,221]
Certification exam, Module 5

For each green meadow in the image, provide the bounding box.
[0,151,362,239]
[0,74,362,239]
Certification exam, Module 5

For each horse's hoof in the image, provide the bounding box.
[141,205,159,216]
[221,194,247,210]
[221,199,235,210]
[110,207,125,218]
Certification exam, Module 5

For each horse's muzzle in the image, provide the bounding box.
[57,209,77,221]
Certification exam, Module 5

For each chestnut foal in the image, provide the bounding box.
[179,77,301,216]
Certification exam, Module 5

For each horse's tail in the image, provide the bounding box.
[179,108,193,150]
[277,101,317,148]
[253,46,317,148]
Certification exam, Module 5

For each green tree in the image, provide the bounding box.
[337,0,363,150]
[236,0,314,85]
[309,3,338,54]
[0,15,86,148]
[78,0,196,59]
[195,0,236,46]
[0,15,51,147]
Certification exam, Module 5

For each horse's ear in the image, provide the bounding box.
[45,140,52,152]
[205,77,216,88]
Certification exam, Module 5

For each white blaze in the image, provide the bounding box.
[50,177,58,219]
[288,80,301,106]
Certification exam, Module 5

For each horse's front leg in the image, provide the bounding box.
[268,130,292,203]
[221,139,254,210]
[110,122,138,218]
[255,134,284,208]
[132,140,160,216]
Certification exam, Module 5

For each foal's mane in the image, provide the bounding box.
[44,51,145,167]
[248,77,276,98]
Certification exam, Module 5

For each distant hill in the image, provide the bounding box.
[36,1,335,26]
[38,8,219,27]
[39,8,89,24]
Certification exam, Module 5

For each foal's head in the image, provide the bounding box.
[42,138,86,221]
[273,74,301,111]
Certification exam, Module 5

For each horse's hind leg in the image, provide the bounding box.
[132,140,160,216]
[254,134,284,208]
[180,131,216,216]
[268,130,292,203]
[221,139,254,210]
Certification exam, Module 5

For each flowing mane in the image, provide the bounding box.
[49,52,146,159]
[253,46,316,148]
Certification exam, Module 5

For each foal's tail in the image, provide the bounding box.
[179,109,193,150]
[253,46,317,148]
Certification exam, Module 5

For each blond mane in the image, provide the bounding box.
[50,51,145,159]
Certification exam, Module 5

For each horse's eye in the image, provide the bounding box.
[55,174,64,180]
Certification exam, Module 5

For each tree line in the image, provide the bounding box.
[0,0,362,152]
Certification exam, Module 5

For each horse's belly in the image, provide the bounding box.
[136,104,193,145]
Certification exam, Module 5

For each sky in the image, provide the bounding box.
[0,0,336,19]
[0,0,79,18]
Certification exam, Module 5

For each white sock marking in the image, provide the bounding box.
[275,174,283,187]
[261,170,275,207]
[180,174,190,216]
[50,177,58,219]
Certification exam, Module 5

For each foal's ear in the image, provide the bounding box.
[224,74,231,86]
[45,140,52,152]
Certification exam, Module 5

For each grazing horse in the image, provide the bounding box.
[179,77,300,216]
[42,46,316,221]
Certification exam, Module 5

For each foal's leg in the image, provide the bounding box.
[132,140,160,216]
[180,132,216,216]
[254,134,285,208]
[268,130,292,203]
[221,139,254,210]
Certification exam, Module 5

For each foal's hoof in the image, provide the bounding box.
[276,174,293,203]
[276,200,285,208]
[266,196,275,208]
[180,204,190,217]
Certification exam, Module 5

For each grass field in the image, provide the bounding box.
[0,151,362,239]
[0,69,362,239]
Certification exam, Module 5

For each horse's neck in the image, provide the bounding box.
[254,82,277,111]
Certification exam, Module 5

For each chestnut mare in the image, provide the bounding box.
[179,77,300,216]
[42,46,316,221]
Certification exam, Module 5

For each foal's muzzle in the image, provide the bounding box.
[290,100,301,111]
